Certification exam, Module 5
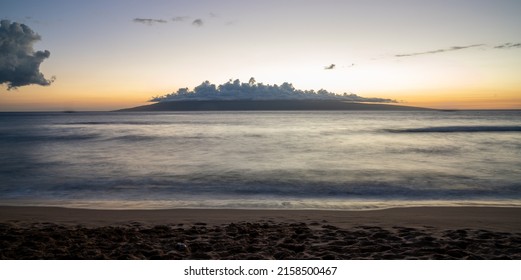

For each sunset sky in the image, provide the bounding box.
[1,0,520,111]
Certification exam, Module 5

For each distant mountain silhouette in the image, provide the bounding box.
[119,100,430,111]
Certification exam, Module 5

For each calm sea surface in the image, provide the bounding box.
[1,111,520,209]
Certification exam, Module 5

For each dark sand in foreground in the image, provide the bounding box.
[1,206,520,259]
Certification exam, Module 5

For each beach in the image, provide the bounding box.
[1,206,520,260]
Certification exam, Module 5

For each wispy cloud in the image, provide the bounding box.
[135,13,233,28]
[172,16,189,22]
[192,19,204,27]
[324,64,336,70]
[395,44,484,57]
[494,42,521,49]
[133,18,168,25]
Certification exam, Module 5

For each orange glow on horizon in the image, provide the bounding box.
[2,80,520,111]
[369,87,521,110]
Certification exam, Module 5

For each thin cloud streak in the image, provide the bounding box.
[395,44,484,57]
[133,18,168,25]
[494,42,521,49]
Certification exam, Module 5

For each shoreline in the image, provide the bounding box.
[1,205,520,230]
[1,206,520,259]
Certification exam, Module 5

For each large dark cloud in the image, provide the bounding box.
[395,44,484,57]
[150,78,396,103]
[0,20,54,90]
[133,18,168,25]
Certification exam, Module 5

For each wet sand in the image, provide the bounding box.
[1,206,520,259]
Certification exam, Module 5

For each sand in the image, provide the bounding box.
[1,206,520,260]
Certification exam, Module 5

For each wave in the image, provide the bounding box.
[3,198,521,210]
[0,132,161,143]
[0,133,101,143]
[387,126,521,133]
[109,135,158,141]
[3,172,519,201]
[61,121,170,125]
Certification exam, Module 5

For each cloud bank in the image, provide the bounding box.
[151,79,396,103]
[0,20,54,90]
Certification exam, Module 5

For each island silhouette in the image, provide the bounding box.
[120,79,429,111]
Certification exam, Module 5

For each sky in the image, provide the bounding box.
[1,0,520,111]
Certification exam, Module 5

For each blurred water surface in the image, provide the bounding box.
[1,110,520,209]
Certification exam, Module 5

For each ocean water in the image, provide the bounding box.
[0,110,520,210]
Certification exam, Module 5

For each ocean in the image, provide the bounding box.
[1,110,520,210]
